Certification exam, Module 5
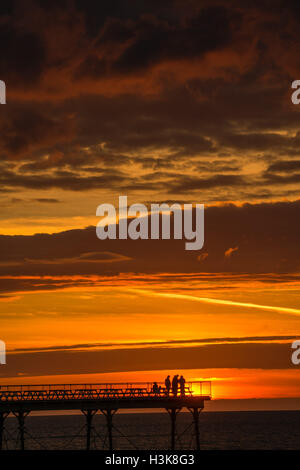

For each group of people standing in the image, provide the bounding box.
[151,374,187,396]
[165,374,186,396]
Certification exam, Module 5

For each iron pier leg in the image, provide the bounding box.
[82,409,97,450]
[101,409,117,451]
[0,412,9,450]
[19,412,25,451]
[107,410,113,451]
[166,408,181,450]
[14,410,30,450]
[188,407,202,450]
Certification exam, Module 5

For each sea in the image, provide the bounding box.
[2,410,300,450]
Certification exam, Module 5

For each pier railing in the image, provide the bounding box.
[0,381,211,402]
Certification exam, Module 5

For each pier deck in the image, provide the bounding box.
[0,381,211,450]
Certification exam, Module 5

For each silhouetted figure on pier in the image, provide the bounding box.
[179,375,185,396]
[165,375,171,395]
[152,382,159,394]
[172,375,179,396]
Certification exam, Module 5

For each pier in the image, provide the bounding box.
[0,381,211,450]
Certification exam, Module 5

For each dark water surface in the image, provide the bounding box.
[2,410,300,450]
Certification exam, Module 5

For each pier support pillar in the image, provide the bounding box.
[188,407,202,450]
[166,408,181,450]
[0,412,9,450]
[13,410,30,450]
[82,409,98,450]
[100,409,117,451]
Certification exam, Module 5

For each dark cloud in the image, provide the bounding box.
[218,132,300,153]
[0,79,299,197]
[0,0,14,16]
[0,250,131,267]
[75,0,179,37]
[0,168,127,191]
[169,174,247,193]
[0,3,298,204]
[12,335,300,353]
[36,0,68,9]
[0,22,45,87]
[111,7,233,75]
[0,104,75,159]
[267,160,300,172]
[33,198,61,203]
[264,172,300,186]
[0,200,299,282]
[0,342,294,378]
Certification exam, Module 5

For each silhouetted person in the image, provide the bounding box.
[152,382,159,394]
[179,375,185,396]
[172,375,179,396]
[165,375,171,395]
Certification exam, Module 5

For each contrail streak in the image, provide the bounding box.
[129,289,300,316]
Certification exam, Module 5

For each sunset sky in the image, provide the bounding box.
[0,0,300,409]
